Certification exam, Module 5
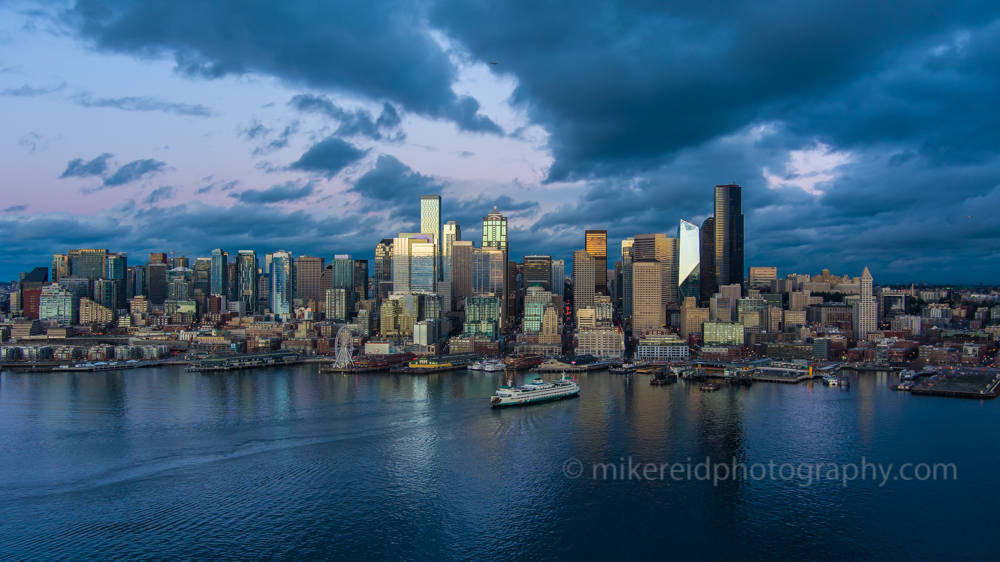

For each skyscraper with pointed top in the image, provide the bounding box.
[854,266,877,340]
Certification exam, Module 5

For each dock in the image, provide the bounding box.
[910,369,1000,399]
[319,364,391,374]
[389,364,468,374]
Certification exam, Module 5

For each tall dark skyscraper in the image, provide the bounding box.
[146,262,167,305]
[210,249,229,297]
[235,250,258,313]
[353,259,369,304]
[714,184,744,287]
[700,216,716,305]
[523,255,553,292]
[585,230,608,295]
[105,252,128,310]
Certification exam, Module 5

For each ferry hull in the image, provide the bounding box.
[490,389,580,408]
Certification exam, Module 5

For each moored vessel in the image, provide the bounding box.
[482,359,508,372]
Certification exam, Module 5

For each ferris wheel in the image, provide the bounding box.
[332,326,354,369]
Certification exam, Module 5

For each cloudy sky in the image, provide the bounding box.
[2,0,1000,284]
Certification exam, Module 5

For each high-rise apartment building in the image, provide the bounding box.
[585,230,608,295]
[193,258,211,298]
[166,267,194,301]
[714,184,744,287]
[104,252,128,311]
[51,254,69,283]
[269,251,294,316]
[235,251,258,314]
[210,249,229,297]
[39,285,77,325]
[295,256,326,302]
[572,250,595,318]
[632,259,664,334]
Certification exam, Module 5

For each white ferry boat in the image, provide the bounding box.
[490,374,580,408]
[823,374,840,386]
[481,359,507,372]
[468,361,484,370]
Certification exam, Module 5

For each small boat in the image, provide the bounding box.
[823,374,840,387]
[609,363,637,374]
[650,375,675,386]
[892,382,912,391]
[700,382,722,392]
[468,361,484,370]
[900,369,917,381]
[481,359,507,372]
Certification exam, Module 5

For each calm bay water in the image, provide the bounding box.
[0,366,997,561]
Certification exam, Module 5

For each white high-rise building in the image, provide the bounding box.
[854,266,877,340]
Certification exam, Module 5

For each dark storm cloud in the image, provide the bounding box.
[231,181,315,204]
[67,0,501,133]
[290,95,404,141]
[74,92,215,116]
[289,137,368,177]
[60,153,112,178]
[347,154,445,226]
[431,0,1000,180]
[102,158,166,187]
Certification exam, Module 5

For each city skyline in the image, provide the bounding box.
[3,191,996,288]
[3,3,1000,283]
